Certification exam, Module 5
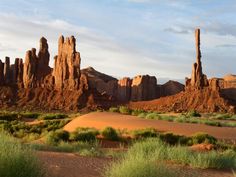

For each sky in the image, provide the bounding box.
[0,0,235,83]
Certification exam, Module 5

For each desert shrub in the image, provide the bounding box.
[109,107,119,113]
[40,113,68,120]
[160,133,184,145]
[132,128,159,139]
[119,106,131,115]
[127,138,236,169]
[104,157,183,177]
[20,112,40,119]
[46,130,69,145]
[191,133,217,145]
[69,128,99,142]
[137,112,147,118]
[0,133,44,177]
[187,110,201,117]
[105,138,192,177]
[101,127,119,141]
[131,109,146,116]
[213,113,231,120]
[0,112,19,121]
[145,112,160,119]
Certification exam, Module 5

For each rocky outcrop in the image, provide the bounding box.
[37,37,51,80]
[131,75,157,101]
[53,36,81,90]
[157,80,184,98]
[186,29,208,90]
[117,77,132,101]
[23,49,37,88]
[4,57,11,84]
[0,60,4,85]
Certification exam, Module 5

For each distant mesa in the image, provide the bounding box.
[0,29,235,113]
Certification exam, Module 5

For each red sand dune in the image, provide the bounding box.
[64,112,236,140]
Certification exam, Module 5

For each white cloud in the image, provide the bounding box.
[0,13,185,80]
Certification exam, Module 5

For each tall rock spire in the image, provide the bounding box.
[190,28,208,89]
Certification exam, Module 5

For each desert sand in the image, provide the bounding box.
[64,112,236,140]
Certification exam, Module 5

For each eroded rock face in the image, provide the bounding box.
[117,77,132,101]
[131,75,157,101]
[53,36,81,90]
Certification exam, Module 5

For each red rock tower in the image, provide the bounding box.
[190,28,208,89]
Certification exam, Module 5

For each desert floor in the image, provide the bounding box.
[64,112,236,140]
[38,151,233,177]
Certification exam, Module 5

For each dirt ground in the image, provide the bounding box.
[38,151,234,177]
[63,112,236,140]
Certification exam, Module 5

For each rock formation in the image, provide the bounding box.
[0,60,4,85]
[131,75,157,101]
[186,29,208,90]
[117,77,132,101]
[156,80,184,98]
[4,57,11,84]
[37,37,51,80]
[23,49,37,88]
[53,36,81,90]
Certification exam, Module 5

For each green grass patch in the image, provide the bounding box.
[0,133,45,177]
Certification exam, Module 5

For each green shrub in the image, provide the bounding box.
[101,127,119,141]
[40,113,68,120]
[160,133,184,145]
[46,130,69,145]
[131,109,146,116]
[187,110,201,117]
[109,107,119,113]
[132,128,158,139]
[191,133,217,145]
[20,112,40,119]
[127,138,236,169]
[0,133,44,177]
[0,112,19,121]
[137,112,147,118]
[145,112,160,119]
[119,106,131,115]
[70,128,99,142]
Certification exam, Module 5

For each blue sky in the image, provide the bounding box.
[0,0,235,83]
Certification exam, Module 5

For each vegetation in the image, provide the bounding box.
[132,128,159,139]
[119,106,131,115]
[46,130,70,145]
[108,107,236,127]
[0,119,70,141]
[39,113,68,120]
[69,127,99,142]
[101,127,119,141]
[109,107,119,113]
[0,133,44,177]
